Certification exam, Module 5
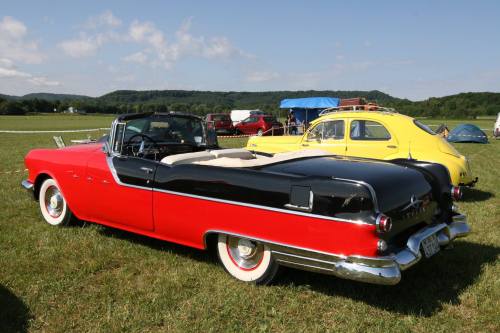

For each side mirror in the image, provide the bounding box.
[102,141,110,156]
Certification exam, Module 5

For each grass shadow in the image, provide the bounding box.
[94,226,497,317]
[0,285,31,333]
[461,188,494,202]
[96,226,216,264]
[277,241,499,316]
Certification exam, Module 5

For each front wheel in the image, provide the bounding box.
[217,234,279,284]
[39,178,73,226]
[257,128,264,136]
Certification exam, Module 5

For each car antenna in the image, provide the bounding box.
[408,140,413,160]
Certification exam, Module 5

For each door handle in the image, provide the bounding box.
[140,166,154,174]
[387,145,398,149]
[302,143,309,147]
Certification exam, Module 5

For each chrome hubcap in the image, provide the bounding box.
[44,186,63,218]
[226,236,264,270]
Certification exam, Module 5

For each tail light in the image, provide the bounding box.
[376,214,392,233]
[450,186,462,201]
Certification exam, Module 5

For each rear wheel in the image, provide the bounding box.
[39,178,73,226]
[257,128,264,136]
[217,234,279,284]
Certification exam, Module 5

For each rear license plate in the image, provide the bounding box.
[421,233,440,258]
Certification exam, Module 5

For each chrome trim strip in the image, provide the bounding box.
[331,177,380,213]
[106,155,372,225]
[154,187,371,225]
[204,229,348,259]
[105,155,153,191]
[207,216,470,285]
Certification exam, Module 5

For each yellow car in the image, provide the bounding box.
[247,110,477,186]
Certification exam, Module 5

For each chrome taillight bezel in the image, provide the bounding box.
[451,186,462,201]
[376,214,392,233]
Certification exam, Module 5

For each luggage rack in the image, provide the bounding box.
[319,105,397,116]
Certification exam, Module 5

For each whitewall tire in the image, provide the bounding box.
[39,178,72,226]
[217,234,279,284]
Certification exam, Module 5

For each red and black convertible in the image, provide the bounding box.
[22,112,470,285]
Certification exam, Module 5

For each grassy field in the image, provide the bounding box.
[0,115,498,332]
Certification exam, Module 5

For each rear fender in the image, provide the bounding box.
[390,159,453,219]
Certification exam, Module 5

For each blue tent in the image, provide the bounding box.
[280,97,340,125]
[447,124,488,144]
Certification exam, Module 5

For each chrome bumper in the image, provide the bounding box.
[270,214,470,285]
[21,180,34,198]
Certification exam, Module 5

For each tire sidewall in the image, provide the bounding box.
[217,234,277,283]
[39,178,69,226]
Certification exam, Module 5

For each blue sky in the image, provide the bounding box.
[0,0,499,100]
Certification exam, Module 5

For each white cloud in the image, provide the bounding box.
[0,58,14,68]
[246,71,279,82]
[0,66,31,78]
[126,17,249,69]
[0,64,60,86]
[0,16,44,64]
[58,11,123,58]
[58,36,101,58]
[27,76,60,86]
[0,16,27,38]
[123,51,148,64]
[85,10,122,29]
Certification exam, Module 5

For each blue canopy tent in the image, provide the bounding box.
[280,97,340,126]
[447,124,488,144]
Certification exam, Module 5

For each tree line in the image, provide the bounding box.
[1,90,499,118]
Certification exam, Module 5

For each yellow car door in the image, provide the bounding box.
[345,119,399,159]
[301,120,346,155]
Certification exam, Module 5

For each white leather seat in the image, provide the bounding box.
[209,148,254,160]
[195,149,330,168]
[161,151,215,165]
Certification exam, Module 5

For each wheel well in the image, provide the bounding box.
[204,232,219,251]
[33,173,51,200]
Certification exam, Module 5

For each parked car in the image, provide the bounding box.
[22,112,470,285]
[230,109,264,125]
[494,112,500,138]
[205,113,234,135]
[235,115,284,136]
[247,109,477,187]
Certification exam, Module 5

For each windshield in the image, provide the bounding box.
[124,114,205,145]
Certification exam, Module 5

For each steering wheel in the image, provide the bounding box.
[125,133,158,156]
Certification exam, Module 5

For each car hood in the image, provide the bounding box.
[261,156,432,212]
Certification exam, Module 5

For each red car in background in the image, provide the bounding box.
[206,113,234,135]
[235,115,284,136]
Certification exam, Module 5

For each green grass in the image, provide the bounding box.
[0,115,499,332]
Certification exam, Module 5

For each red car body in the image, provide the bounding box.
[235,115,284,136]
[205,113,234,135]
[23,143,377,255]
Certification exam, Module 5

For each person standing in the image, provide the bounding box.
[288,111,297,135]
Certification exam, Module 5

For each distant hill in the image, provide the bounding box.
[1,89,499,118]
[0,93,90,101]
[97,89,402,107]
